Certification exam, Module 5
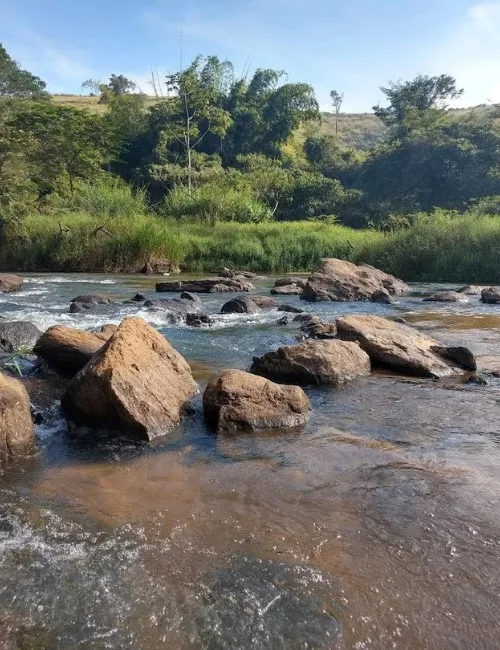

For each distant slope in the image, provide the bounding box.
[50,95,499,152]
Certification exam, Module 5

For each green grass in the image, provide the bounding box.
[3,207,500,281]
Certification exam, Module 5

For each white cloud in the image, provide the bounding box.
[432,1,500,106]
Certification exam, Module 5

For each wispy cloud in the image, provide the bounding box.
[432,1,500,106]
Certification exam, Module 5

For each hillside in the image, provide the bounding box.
[51,95,499,152]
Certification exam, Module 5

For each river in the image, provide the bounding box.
[1,273,500,649]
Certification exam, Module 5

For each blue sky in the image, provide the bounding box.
[1,0,499,111]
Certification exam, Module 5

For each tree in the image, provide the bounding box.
[11,104,112,196]
[330,89,343,136]
[0,43,47,98]
[373,74,463,136]
[108,74,136,95]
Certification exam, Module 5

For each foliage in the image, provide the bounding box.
[0,43,48,98]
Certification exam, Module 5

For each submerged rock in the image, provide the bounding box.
[221,296,261,315]
[203,369,309,433]
[186,313,214,327]
[0,273,23,293]
[251,340,371,386]
[481,287,500,304]
[62,317,198,441]
[301,258,408,302]
[34,325,105,377]
[0,321,42,353]
[423,291,469,303]
[156,278,254,293]
[0,372,36,458]
[336,314,475,378]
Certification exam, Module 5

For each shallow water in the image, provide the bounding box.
[1,274,500,648]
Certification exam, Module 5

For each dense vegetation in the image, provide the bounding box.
[1,43,500,279]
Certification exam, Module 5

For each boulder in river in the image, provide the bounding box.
[277,304,305,314]
[457,285,483,295]
[271,284,304,296]
[62,317,198,441]
[186,313,214,328]
[0,274,23,293]
[203,369,309,433]
[301,259,408,302]
[481,288,500,304]
[156,278,254,293]
[336,314,475,377]
[371,289,393,304]
[251,340,371,386]
[145,296,206,323]
[0,372,36,458]
[34,325,105,377]
[69,294,114,313]
[423,291,469,303]
[250,295,279,309]
[273,277,308,289]
[0,321,42,353]
[299,315,337,339]
[221,296,261,315]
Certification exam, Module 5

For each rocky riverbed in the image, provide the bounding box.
[1,269,500,648]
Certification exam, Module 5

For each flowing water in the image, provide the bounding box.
[1,274,500,649]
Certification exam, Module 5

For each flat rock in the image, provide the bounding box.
[274,277,308,289]
[62,317,198,441]
[156,278,254,293]
[0,274,23,293]
[250,295,279,309]
[34,325,104,377]
[0,321,42,353]
[251,340,371,386]
[481,287,500,304]
[423,291,469,303]
[457,285,483,295]
[271,284,304,296]
[217,268,256,279]
[336,314,475,378]
[221,296,261,315]
[302,259,408,302]
[0,372,36,458]
[203,369,309,433]
[277,304,305,313]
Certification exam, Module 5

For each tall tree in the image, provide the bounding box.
[0,43,47,98]
[373,74,463,136]
[330,89,343,136]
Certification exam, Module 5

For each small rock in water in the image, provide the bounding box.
[221,296,261,314]
[457,285,483,295]
[186,313,214,327]
[277,315,290,326]
[271,284,304,296]
[423,291,468,303]
[132,293,146,302]
[0,273,23,293]
[203,369,309,433]
[299,315,337,339]
[371,289,393,304]
[277,304,305,313]
[250,295,279,309]
[0,321,41,353]
[481,287,500,304]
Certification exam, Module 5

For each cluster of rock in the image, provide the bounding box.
[0,259,488,459]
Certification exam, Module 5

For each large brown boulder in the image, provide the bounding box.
[0,373,36,458]
[203,369,310,433]
[301,259,408,302]
[156,278,254,293]
[336,315,475,377]
[0,274,23,293]
[251,340,371,386]
[34,325,105,377]
[62,317,198,441]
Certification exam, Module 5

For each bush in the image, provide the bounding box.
[60,176,148,218]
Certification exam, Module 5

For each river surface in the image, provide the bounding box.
[1,274,500,649]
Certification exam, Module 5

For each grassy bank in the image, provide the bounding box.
[2,210,500,281]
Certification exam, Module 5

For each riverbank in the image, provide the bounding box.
[2,210,500,281]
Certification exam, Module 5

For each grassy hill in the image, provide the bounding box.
[51,95,499,151]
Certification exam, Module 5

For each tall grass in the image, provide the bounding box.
[2,207,500,281]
